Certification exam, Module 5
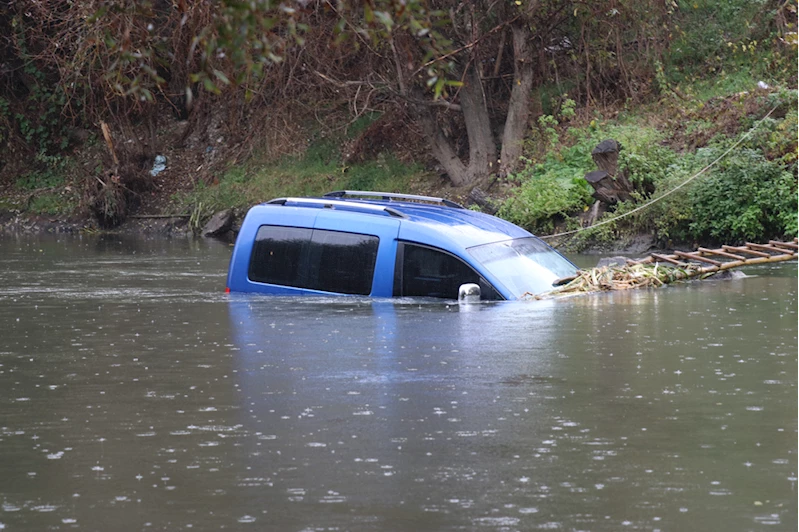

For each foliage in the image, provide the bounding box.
[564,191,659,250]
[533,97,577,149]
[688,148,797,242]
[1,0,794,243]
[617,134,678,190]
[560,0,671,104]
[28,192,76,215]
[173,141,424,222]
[1,54,70,155]
[566,103,798,250]
[499,155,594,234]
[740,88,799,162]
[1,0,450,116]
[15,152,71,190]
[664,0,797,89]
[15,169,64,191]
[511,120,681,238]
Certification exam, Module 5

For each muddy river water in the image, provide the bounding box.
[0,235,796,531]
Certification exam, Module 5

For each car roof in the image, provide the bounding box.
[263,190,533,250]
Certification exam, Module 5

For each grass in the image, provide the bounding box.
[172,139,427,222]
[0,197,24,211]
[499,122,676,235]
[685,69,762,102]
[28,191,77,215]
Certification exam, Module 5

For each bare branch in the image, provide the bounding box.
[411,14,521,77]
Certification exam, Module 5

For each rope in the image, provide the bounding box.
[540,104,780,241]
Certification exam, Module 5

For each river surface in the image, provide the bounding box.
[0,235,796,531]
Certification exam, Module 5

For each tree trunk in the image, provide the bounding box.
[459,66,497,184]
[584,139,634,204]
[413,65,496,187]
[499,23,535,177]
[469,186,499,214]
[415,102,468,185]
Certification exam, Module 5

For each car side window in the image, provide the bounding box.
[309,230,379,295]
[249,226,312,287]
[393,243,501,300]
[248,225,378,295]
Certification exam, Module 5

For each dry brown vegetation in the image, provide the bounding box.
[0,0,795,231]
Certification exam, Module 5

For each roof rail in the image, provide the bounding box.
[267,197,407,218]
[324,190,465,209]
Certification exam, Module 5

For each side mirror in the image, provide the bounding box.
[458,283,481,303]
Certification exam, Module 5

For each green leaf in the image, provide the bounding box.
[433,77,445,99]
[213,69,231,85]
[374,11,394,31]
[203,78,220,94]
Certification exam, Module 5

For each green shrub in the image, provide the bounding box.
[500,157,594,234]
[665,0,784,83]
[618,140,678,190]
[16,170,65,190]
[688,148,797,242]
[15,152,71,190]
[28,192,73,215]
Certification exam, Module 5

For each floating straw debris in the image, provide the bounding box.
[529,238,798,300]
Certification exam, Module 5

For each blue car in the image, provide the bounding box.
[226,191,577,300]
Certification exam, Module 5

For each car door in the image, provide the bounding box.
[311,210,401,297]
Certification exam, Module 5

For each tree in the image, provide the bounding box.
[390,2,539,185]
[1,0,672,188]
[356,0,545,186]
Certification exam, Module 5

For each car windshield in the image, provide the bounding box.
[467,237,577,298]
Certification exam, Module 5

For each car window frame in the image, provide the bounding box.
[393,241,503,300]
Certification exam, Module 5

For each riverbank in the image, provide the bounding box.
[0,85,795,251]
[0,210,194,237]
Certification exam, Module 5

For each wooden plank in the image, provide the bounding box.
[723,245,770,258]
[674,250,722,266]
[746,242,790,254]
[536,245,798,300]
[650,253,684,265]
[769,240,798,251]
[698,247,745,260]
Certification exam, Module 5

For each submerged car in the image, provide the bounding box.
[226,191,577,300]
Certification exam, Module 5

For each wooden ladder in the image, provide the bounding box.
[628,238,798,275]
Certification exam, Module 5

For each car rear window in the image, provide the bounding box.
[249,225,379,295]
